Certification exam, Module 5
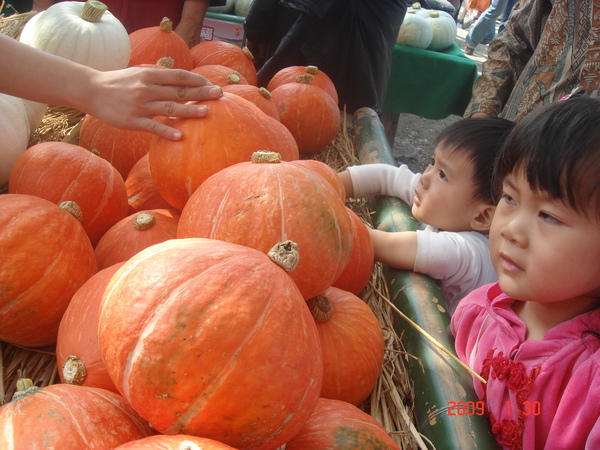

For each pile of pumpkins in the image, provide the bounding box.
[0,1,399,449]
[396,2,458,51]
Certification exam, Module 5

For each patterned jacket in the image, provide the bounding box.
[465,0,600,122]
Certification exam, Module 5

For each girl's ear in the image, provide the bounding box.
[470,204,495,232]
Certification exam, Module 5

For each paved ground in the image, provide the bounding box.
[389,24,488,173]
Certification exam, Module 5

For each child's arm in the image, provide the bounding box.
[339,164,420,204]
[369,229,418,271]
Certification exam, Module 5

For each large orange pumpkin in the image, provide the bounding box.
[285,398,400,449]
[9,141,129,246]
[178,151,354,300]
[332,207,375,295]
[94,209,180,270]
[0,380,155,449]
[222,84,279,120]
[271,74,341,154]
[148,92,299,211]
[291,159,346,202]
[128,17,193,70]
[98,238,322,448]
[190,40,258,86]
[79,113,154,179]
[191,64,249,87]
[115,434,236,449]
[267,65,338,104]
[0,194,97,347]
[125,153,173,214]
[308,286,384,406]
[56,262,125,394]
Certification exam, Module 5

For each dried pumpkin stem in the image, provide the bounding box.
[242,46,254,60]
[251,151,281,163]
[305,65,319,75]
[306,295,333,323]
[62,355,87,385]
[59,200,83,222]
[160,17,173,32]
[267,240,299,272]
[157,57,175,68]
[226,73,242,84]
[295,74,314,84]
[81,0,108,23]
[11,378,39,401]
[134,212,156,231]
[258,87,272,99]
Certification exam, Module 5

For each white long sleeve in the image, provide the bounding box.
[346,163,421,205]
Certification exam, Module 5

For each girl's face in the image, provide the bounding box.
[490,169,600,304]
[413,145,485,232]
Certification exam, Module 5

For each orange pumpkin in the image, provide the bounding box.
[0,380,155,448]
[56,262,125,393]
[125,153,173,214]
[308,286,384,405]
[94,209,180,270]
[291,159,346,202]
[0,194,97,347]
[98,238,322,448]
[79,113,154,179]
[267,65,338,104]
[285,398,400,449]
[332,207,375,295]
[178,151,354,300]
[9,141,129,246]
[148,92,299,211]
[191,64,248,87]
[222,84,279,120]
[271,74,341,154]
[128,17,193,70]
[190,40,258,86]
[115,434,236,449]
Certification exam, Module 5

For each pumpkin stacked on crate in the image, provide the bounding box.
[1,6,421,443]
[396,2,457,51]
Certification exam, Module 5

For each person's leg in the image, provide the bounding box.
[465,0,508,49]
[498,0,517,33]
[480,21,496,44]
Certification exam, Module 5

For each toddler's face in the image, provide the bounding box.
[490,169,600,304]
[412,145,485,232]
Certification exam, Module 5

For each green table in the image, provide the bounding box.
[383,42,479,120]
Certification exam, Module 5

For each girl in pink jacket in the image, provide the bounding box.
[452,96,600,449]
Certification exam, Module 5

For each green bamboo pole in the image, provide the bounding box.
[353,107,497,449]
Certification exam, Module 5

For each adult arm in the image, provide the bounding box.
[0,33,222,140]
[175,0,210,48]
[463,0,539,118]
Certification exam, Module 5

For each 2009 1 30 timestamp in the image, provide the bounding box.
[447,401,541,416]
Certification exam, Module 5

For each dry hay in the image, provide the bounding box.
[313,122,429,449]
[0,10,36,40]
[28,105,85,147]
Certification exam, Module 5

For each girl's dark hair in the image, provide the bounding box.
[494,96,600,221]
[433,117,515,204]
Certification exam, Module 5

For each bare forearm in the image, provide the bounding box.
[176,0,210,47]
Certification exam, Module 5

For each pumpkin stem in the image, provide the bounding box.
[242,46,254,60]
[134,212,157,231]
[11,378,39,401]
[251,151,281,163]
[304,65,319,75]
[295,74,314,84]
[160,17,174,32]
[258,87,272,99]
[429,10,440,17]
[307,295,334,323]
[267,240,299,272]
[59,201,83,222]
[226,73,242,84]
[62,355,87,385]
[412,2,422,8]
[81,0,108,23]
[157,57,175,68]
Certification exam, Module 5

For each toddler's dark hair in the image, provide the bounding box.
[434,117,515,204]
[494,96,600,221]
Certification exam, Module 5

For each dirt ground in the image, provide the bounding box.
[388,24,488,173]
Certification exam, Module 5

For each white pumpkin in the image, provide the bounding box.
[208,0,236,14]
[19,0,130,71]
[22,100,47,136]
[409,2,432,17]
[235,0,254,17]
[0,94,31,186]
[424,10,457,51]
[396,11,433,49]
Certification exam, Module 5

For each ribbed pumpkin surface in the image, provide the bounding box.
[148,92,299,211]
[286,398,400,449]
[125,153,173,214]
[190,40,258,86]
[177,155,354,300]
[0,383,154,449]
[98,238,322,449]
[0,194,97,347]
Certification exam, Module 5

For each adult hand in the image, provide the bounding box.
[88,67,223,140]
